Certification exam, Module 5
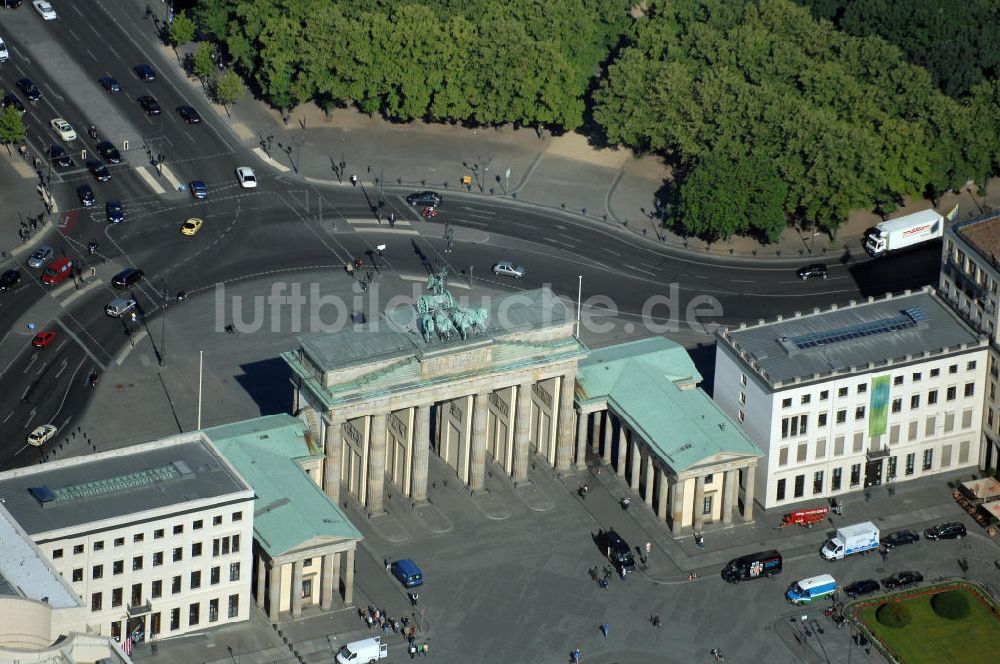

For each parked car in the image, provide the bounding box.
[97,140,121,164]
[1,93,25,115]
[0,268,20,291]
[177,105,201,123]
[924,522,967,540]
[883,530,920,549]
[797,263,828,280]
[406,190,441,206]
[189,180,207,199]
[87,160,111,182]
[26,245,53,269]
[106,200,124,223]
[236,166,257,188]
[596,528,635,572]
[0,36,7,62]
[111,267,144,289]
[138,95,161,115]
[27,423,58,446]
[134,64,155,81]
[99,75,121,93]
[493,261,525,279]
[844,579,881,599]
[17,77,42,101]
[32,0,56,20]
[77,184,95,207]
[881,570,923,590]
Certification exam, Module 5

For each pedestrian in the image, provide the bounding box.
[421,643,429,657]
[389,212,395,227]
[571,648,581,664]
[600,623,609,639]
[382,619,389,635]
[385,558,392,572]
[351,174,358,187]
[366,614,373,631]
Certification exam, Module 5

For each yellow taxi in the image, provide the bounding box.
[181,218,204,236]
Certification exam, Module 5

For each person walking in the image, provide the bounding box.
[350,174,358,186]
[571,648,581,663]
[600,623,609,639]
[385,558,392,571]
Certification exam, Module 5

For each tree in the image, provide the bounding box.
[192,43,216,85]
[0,104,26,156]
[168,13,196,47]
[214,70,245,116]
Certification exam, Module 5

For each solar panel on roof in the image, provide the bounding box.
[788,310,925,350]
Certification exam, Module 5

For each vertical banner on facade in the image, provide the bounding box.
[869,375,891,437]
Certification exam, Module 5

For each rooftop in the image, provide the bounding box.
[954,211,1000,271]
[0,505,80,609]
[718,288,984,386]
[0,439,251,537]
[576,337,761,473]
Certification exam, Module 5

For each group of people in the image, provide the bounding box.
[357,604,428,659]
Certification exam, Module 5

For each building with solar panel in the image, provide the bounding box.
[713,286,988,509]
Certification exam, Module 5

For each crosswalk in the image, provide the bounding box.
[344,217,420,235]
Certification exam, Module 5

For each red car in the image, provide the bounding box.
[32,330,56,348]
[40,257,73,285]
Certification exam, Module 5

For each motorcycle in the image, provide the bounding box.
[88,125,99,140]
[422,206,439,218]
[87,372,99,387]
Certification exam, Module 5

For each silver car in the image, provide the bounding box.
[492,261,525,279]
[27,245,54,269]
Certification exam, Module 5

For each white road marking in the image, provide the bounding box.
[253,147,291,172]
[354,227,420,235]
[115,329,147,366]
[49,358,86,426]
[54,358,68,379]
[53,320,108,371]
[730,279,756,284]
[23,354,38,374]
[60,277,103,306]
[0,344,28,381]
[134,167,167,194]
[2,411,13,424]
[159,164,183,191]
[622,263,656,276]
[399,274,470,289]
[20,385,31,400]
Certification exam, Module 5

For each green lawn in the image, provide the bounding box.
[858,585,1000,664]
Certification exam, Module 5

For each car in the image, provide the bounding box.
[177,105,201,124]
[923,522,967,540]
[181,218,203,236]
[1,93,25,115]
[26,245,53,268]
[98,76,121,93]
[797,263,828,280]
[32,0,56,20]
[16,78,41,102]
[4,0,24,8]
[134,64,155,81]
[87,160,111,182]
[111,267,144,289]
[48,144,72,168]
[31,330,56,349]
[406,190,442,206]
[0,269,20,291]
[881,570,923,590]
[882,530,920,549]
[138,95,161,115]
[96,140,121,164]
[844,579,881,599]
[50,117,77,141]
[493,261,525,279]
[41,256,72,285]
[189,180,207,199]
[0,36,7,62]
[27,423,57,446]
[76,184,95,207]
[596,528,636,572]
[236,166,257,188]
[106,200,124,223]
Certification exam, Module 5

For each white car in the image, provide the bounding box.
[0,37,9,63]
[235,167,257,188]
[33,0,57,20]
[50,117,77,141]
[27,424,57,447]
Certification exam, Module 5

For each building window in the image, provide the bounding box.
[813,471,824,494]
[52,549,63,559]
[173,525,183,535]
[740,373,747,386]
[702,495,712,515]
[776,479,786,501]
[834,436,845,456]
[154,529,164,539]
[855,406,866,420]
[213,539,219,557]
[72,568,83,582]
[796,443,807,463]
[133,533,144,543]
[820,390,829,401]
[114,537,125,547]
[928,390,938,405]
[73,544,84,555]
[92,564,103,580]
[151,612,161,637]
[911,395,920,409]
[232,535,240,553]
[968,360,978,371]
[858,383,868,394]
[891,398,902,413]
[801,394,811,405]
[781,415,809,437]
[838,387,848,397]
[778,447,789,467]
[193,520,203,530]
[912,372,922,382]
[949,364,958,374]
[153,551,163,567]
[232,511,243,522]
[816,438,826,459]
[793,475,805,498]
[922,449,934,471]
[191,571,202,590]
[905,453,916,476]
[850,464,861,487]
[113,560,124,575]
[192,542,203,557]
[189,603,200,627]
[887,456,897,481]
[229,562,241,582]
[782,398,792,408]
[172,576,182,594]
[738,391,746,404]
[836,410,847,424]
[213,515,223,526]
[209,598,219,623]
[931,368,940,378]
[170,608,180,631]
[947,386,957,401]
[91,592,102,612]
[112,588,123,608]
[304,559,313,568]
[211,566,220,585]
[228,594,239,618]
[893,376,904,386]
[173,547,183,563]
[831,468,842,491]
[965,382,976,398]
[152,580,162,599]
[132,556,143,571]
[818,413,828,427]
[738,410,744,422]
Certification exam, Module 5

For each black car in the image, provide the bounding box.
[77,184,95,207]
[883,530,920,549]
[596,528,635,572]
[16,78,42,102]
[99,76,122,93]
[177,105,201,124]
[924,522,967,540]
[4,0,23,7]
[134,64,155,81]
[97,140,122,164]
[406,190,442,206]
[138,95,161,115]
[112,267,144,289]
[881,570,923,590]
[1,93,26,115]
[87,160,111,182]
[0,269,20,291]
[797,263,828,280]
[844,579,880,599]
[106,200,124,224]
[48,145,72,168]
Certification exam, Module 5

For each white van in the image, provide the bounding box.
[786,573,837,605]
[0,37,9,62]
[105,297,137,318]
[336,637,387,663]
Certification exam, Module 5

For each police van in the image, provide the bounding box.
[786,573,837,605]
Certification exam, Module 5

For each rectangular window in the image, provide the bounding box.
[52,548,63,559]
[820,390,829,401]
[190,571,202,590]
[776,478,786,501]
[152,580,162,599]
[925,416,936,437]
[960,440,970,464]
[793,474,805,498]
[889,424,900,444]
[838,387,848,397]
[831,467,842,491]
[801,394,811,405]
[739,391,746,404]
[173,547,183,562]
[213,515,223,526]
[893,376,904,386]
[813,471,824,495]
[781,417,789,438]
[778,447,789,467]
[228,594,239,618]
[92,564,103,580]
[818,413,828,427]
[947,386,957,401]
[151,612,161,637]
[209,598,219,623]
[858,383,868,394]
[153,551,163,567]
[965,382,976,398]
[853,432,864,453]
[72,568,83,582]
[891,398,902,414]
[173,525,183,535]
[738,410,744,422]
[928,390,938,405]
[132,556,143,571]
[968,360,978,371]
[931,368,940,378]
[836,410,847,424]
[230,562,241,582]
[908,420,919,441]
[73,544,84,555]
[702,495,712,515]
[113,537,124,547]
[112,588,122,608]
[232,535,240,553]
[905,453,916,476]
[113,560,123,575]
[91,592,102,612]
[855,406,866,420]
[740,373,747,386]
[922,449,933,471]
[222,538,230,556]
[887,456,898,481]
[189,603,200,627]
[834,436,845,456]
[213,539,220,557]
[211,566,220,585]
[850,464,861,487]
[172,576,181,594]
[950,364,958,374]
[912,372,922,382]
[962,409,974,429]
[815,438,826,459]
[192,542,202,557]
[941,444,952,467]
[94,541,104,552]
[170,608,180,631]
[193,520,203,530]
[911,394,920,409]
[782,397,792,408]
[945,412,955,432]
[796,443,807,463]
[133,533,144,543]
[154,529,164,539]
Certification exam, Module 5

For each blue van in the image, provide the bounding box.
[391,559,423,588]
[786,573,837,605]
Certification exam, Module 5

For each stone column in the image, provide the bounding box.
[575,409,588,469]
[629,441,641,493]
[469,392,490,492]
[323,417,343,504]
[602,412,613,465]
[320,552,335,610]
[411,404,431,503]
[256,555,266,608]
[554,371,578,472]
[267,560,281,622]
[615,425,627,478]
[671,478,687,536]
[290,560,303,617]
[366,414,388,514]
[343,548,356,605]
[512,382,532,485]
[656,468,669,520]
[693,475,706,528]
[331,551,342,600]
[644,458,655,507]
[722,469,738,524]
[590,412,600,452]
[741,466,755,521]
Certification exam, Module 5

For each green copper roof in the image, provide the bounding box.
[577,338,761,473]
[204,415,362,557]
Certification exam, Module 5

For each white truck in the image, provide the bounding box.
[821,521,880,561]
[336,636,388,663]
[863,209,944,257]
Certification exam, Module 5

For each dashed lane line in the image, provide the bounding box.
[54,319,108,372]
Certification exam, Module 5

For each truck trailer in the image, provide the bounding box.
[863,209,944,257]
[821,521,880,560]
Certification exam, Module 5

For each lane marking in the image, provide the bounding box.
[54,358,68,379]
[60,277,104,306]
[399,274,471,289]
[115,329,147,366]
[621,263,656,276]
[23,355,38,374]
[53,319,108,372]
[353,228,419,236]
[159,164,182,191]
[134,166,167,194]
[48,358,86,427]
